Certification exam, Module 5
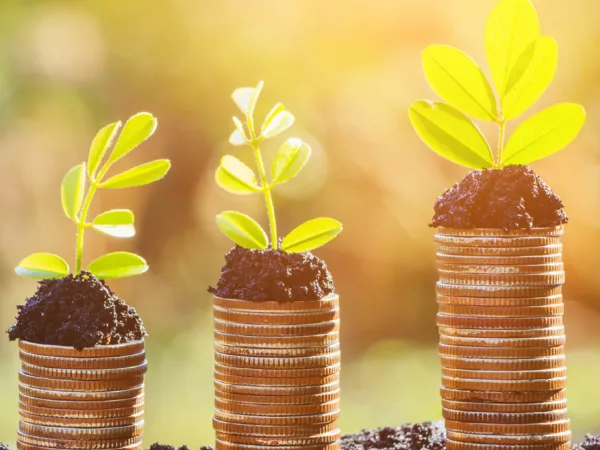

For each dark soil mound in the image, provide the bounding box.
[430,165,568,230]
[341,421,446,449]
[7,272,146,350]
[574,435,600,450]
[209,245,335,302]
[0,443,9,450]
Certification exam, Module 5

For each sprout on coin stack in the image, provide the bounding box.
[409,0,585,448]
[7,113,171,450]
[208,82,343,449]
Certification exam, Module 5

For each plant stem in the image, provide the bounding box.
[497,120,506,167]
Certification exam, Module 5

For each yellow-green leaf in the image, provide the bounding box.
[409,101,494,169]
[229,129,246,146]
[108,113,157,164]
[503,103,586,165]
[232,117,247,141]
[216,155,260,195]
[271,138,311,185]
[216,211,268,250]
[232,81,264,117]
[15,253,70,279]
[87,122,121,180]
[485,0,540,97]
[99,159,171,189]
[423,45,498,121]
[61,163,86,220]
[503,37,558,120]
[261,103,285,136]
[262,111,295,139]
[87,252,148,279]
[92,209,135,238]
[281,218,343,253]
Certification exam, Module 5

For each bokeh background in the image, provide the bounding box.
[1,0,599,445]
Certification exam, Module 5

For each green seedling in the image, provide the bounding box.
[215,81,342,252]
[16,113,171,280]
[409,0,586,169]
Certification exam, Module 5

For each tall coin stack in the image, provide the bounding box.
[16,340,147,450]
[434,227,570,450]
[212,294,341,449]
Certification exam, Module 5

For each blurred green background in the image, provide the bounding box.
[1,0,599,445]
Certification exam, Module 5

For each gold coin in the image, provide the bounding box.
[214,319,340,337]
[437,314,563,329]
[434,235,561,248]
[214,371,339,387]
[436,283,562,299]
[213,294,339,313]
[438,303,564,317]
[19,340,144,359]
[436,227,564,237]
[440,387,566,403]
[214,408,339,426]
[18,384,144,401]
[437,294,563,307]
[20,361,148,381]
[214,439,340,450]
[445,439,570,450]
[16,442,141,450]
[19,401,144,419]
[215,388,340,405]
[213,417,338,436]
[437,271,565,286]
[446,419,570,435]
[442,408,569,424]
[19,371,144,392]
[441,376,567,391]
[214,352,341,369]
[436,244,562,257]
[438,344,565,359]
[214,362,341,378]
[214,343,340,358]
[215,430,341,446]
[439,335,566,348]
[440,355,566,371]
[215,331,340,349]
[437,262,564,275]
[436,254,563,266]
[19,411,144,427]
[19,421,144,439]
[19,351,146,370]
[19,393,144,410]
[17,431,142,449]
[214,380,339,396]
[213,307,340,325]
[441,367,567,381]
[446,430,571,445]
[438,326,565,339]
[441,398,568,413]
[215,398,340,416]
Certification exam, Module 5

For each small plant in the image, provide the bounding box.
[409,0,586,169]
[215,81,342,252]
[15,113,171,280]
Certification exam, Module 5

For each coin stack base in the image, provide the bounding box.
[435,227,571,449]
[16,340,147,450]
[213,295,341,449]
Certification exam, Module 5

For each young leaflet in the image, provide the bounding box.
[215,81,342,253]
[16,113,171,280]
[409,0,586,169]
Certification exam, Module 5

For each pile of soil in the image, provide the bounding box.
[0,443,9,450]
[430,165,568,230]
[575,435,600,450]
[341,421,446,449]
[208,245,335,302]
[7,272,146,350]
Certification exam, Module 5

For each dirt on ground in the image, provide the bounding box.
[340,421,446,449]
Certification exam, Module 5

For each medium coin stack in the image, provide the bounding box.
[434,227,571,450]
[16,339,147,450]
[213,294,341,449]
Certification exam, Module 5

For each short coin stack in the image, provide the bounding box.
[213,294,341,449]
[17,340,147,450]
[434,227,571,450]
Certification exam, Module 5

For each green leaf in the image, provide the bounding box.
[99,160,171,189]
[61,163,86,220]
[423,45,498,121]
[485,0,540,97]
[92,209,135,238]
[261,103,285,135]
[87,122,121,180]
[502,37,558,119]
[232,117,247,140]
[87,252,149,279]
[271,138,312,184]
[216,211,268,250]
[409,101,494,169]
[232,81,264,117]
[15,253,69,279]
[503,103,586,165]
[216,155,261,195]
[108,113,157,164]
[262,111,295,139]
[229,129,246,146]
[281,218,343,253]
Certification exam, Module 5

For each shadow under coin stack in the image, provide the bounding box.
[434,227,571,450]
[212,294,341,449]
[17,340,147,450]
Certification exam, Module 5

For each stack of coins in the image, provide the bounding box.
[434,227,571,449]
[16,340,147,450]
[212,294,341,449]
